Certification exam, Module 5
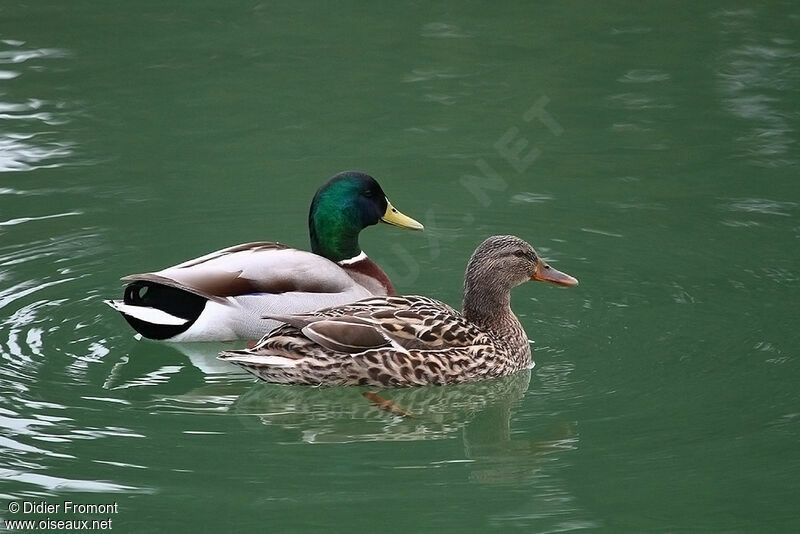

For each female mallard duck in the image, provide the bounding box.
[219,235,578,386]
[105,171,423,342]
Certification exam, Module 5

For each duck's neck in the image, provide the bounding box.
[463,275,526,343]
[309,210,362,263]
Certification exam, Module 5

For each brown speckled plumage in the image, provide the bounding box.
[219,235,578,387]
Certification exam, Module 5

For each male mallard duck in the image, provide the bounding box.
[219,235,578,386]
[105,171,423,342]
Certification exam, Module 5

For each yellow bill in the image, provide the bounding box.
[381,199,424,230]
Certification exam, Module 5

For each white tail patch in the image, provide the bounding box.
[104,300,189,326]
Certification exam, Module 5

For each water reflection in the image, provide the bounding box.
[229,371,574,487]
[232,371,531,442]
[95,341,245,393]
[164,342,246,376]
[221,369,589,527]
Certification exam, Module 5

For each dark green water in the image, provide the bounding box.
[2,2,799,532]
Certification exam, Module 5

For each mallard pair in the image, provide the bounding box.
[108,172,579,387]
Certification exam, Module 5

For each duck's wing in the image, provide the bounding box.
[262,295,487,354]
[121,242,364,302]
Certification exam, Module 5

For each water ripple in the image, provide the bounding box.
[0,47,70,65]
[0,213,144,498]
[617,69,671,83]
[0,468,150,495]
[421,22,472,39]
[511,192,554,204]
[0,41,76,171]
[607,92,674,110]
[0,133,75,172]
[403,68,465,83]
[0,210,83,227]
[725,197,797,216]
[715,10,799,166]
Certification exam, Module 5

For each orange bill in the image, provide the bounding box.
[531,262,579,287]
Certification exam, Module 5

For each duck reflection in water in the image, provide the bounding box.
[231,370,576,485]
[103,342,575,489]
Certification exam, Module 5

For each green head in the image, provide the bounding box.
[308,171,423,262]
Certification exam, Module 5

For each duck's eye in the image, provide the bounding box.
[513,250,527,258]
[363,190,374,198]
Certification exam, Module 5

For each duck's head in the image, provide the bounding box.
[309,171,423,262]
[466,235,579,291]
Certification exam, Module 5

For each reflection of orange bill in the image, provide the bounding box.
[363,391,415,418]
